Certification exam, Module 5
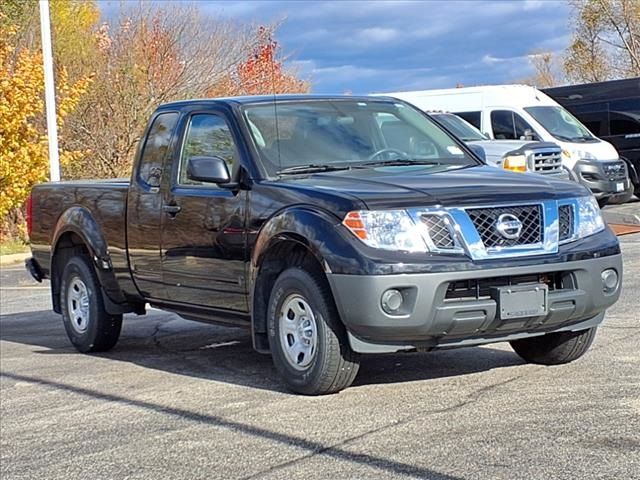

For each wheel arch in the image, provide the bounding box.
[50,207,129,314]
[249,207,359,353]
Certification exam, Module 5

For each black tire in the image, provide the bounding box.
[597,198,609,208]
[510,327,597,365]
[60,254,122,353]
[267,267,360,395]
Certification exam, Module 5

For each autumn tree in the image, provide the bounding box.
[209,26,310,97]
[565,0,640,82]
[0,19,90,239]
[64,3,267,178]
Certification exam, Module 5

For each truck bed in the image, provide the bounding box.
[30,179,130,279]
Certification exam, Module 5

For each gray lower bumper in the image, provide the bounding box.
[328,254,622,353]
[573,160,632,201]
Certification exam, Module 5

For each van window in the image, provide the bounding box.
[609,98,640,136]
[490,110,538,140]
[570,102,609,136]
[456,111,481,129]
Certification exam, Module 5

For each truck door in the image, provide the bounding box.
[161,111,248,313]
[127,111,179,299]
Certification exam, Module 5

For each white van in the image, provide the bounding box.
[379,85,633,205]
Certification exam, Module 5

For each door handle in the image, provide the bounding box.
[163,204,182,216]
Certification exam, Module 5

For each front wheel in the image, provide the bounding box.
[267,267,360,395]
[60,254,122,353]
[510,327,597,365]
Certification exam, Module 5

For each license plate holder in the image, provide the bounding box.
[491,284,548,320]
[616,182,624,192]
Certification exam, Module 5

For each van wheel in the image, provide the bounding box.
[510,327,597,365]
[60,254,122,352]
[267,267,360,395]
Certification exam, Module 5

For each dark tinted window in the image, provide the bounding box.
[609,98,640,136]
[491,110,537,140]
[570,102,609,136]
[138,112,179,188]
[456,111,481,129]
[179,114,237,185]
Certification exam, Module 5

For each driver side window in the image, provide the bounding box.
[179,114,237,185]
[491,110,538,140]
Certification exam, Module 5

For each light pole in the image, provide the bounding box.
[39,0,60,182]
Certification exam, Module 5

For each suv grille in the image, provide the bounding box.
[530,150,562,174]
[602,161,627,181]
[467,205,542,248]
[558,205,574,242]
[421,214,454,249]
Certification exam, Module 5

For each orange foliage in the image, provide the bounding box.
[209,27,309,97]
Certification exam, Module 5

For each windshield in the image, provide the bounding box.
[525,106,596,142]
[431,113,487,141]
[242,99,479,176]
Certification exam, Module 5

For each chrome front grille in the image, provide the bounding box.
[558,204,574,242]
[421,214,455,249]
[602,161,627,181]
[408,199,580,261]
[466,205,542,247]
[529,149,562,175]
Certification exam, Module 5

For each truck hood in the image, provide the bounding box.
[275,164,588,211]
[467,140,560,166]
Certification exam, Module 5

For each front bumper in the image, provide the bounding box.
[328,254,622,352]
[573,160,632,201]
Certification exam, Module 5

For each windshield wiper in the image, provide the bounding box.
[571,135,595,142]
[277,164,353,175]
[552,134,575,142]
[359,159,441,167]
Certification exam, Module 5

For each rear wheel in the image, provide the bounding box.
[510,327,597,365]
[267,267,360,395]
[60,254,122,352]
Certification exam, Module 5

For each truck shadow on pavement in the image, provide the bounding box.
[0,309,525,394]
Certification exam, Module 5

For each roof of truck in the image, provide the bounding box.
[159,94,398,109]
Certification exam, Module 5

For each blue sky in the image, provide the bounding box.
[104,1,573,94]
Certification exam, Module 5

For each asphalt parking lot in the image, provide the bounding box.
[1,234,638,480]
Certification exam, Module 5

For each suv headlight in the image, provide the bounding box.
[502,154,527,173]
[575,196,605,238]
[342,210,427,252]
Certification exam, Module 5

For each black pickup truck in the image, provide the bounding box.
[26,95,623,394]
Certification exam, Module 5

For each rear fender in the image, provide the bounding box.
[51,206,128,313]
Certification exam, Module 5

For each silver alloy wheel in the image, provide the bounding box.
[279,294,318,370]
[67,276,90,334]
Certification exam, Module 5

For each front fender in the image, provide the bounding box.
[250,206,368,280]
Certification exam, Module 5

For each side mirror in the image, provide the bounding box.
[468,143,486,162]
[522,129,538,141]
[187,156,231,184]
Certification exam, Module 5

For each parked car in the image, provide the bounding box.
[380,85,633,205]
[544,78,640,198]
[26,95,622,395]
[428,111,568,179]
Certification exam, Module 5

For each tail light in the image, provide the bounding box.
[26,193,33,238]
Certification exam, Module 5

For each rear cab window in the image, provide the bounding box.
[137,112,179,188]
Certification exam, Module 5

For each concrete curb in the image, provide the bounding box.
[0,252,30,266]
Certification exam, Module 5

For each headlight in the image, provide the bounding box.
[503,154,527,173]
[342,210,427,252]
[575,196,605,238]
[562,149,597,161]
